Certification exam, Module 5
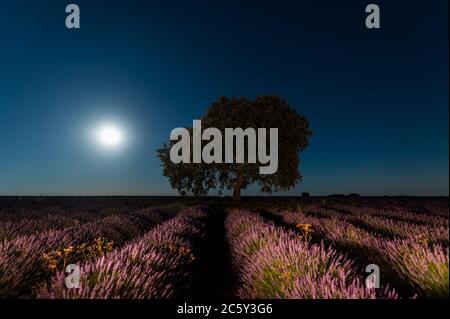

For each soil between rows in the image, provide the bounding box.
[188,205,237,300]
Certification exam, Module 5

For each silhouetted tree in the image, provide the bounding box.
[157,95,313,202]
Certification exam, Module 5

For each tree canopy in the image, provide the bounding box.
[157,95,313,201]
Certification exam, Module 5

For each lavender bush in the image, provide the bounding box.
[37,207,208,299]
[0,208,169,298]
[280,210,449,298]
[226,210,397,299]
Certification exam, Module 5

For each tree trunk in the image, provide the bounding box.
[233,173,243,204]
[233,182,241,203]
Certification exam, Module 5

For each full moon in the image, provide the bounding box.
[96,124,124,148]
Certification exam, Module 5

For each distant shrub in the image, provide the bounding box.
[301,192,310,197]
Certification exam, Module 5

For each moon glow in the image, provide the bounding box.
[96,124,124,149]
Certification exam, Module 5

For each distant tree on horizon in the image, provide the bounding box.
[157,95,313,202]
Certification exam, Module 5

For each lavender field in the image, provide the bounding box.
[0,196,448,299]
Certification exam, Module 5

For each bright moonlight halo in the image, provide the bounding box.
[96,124,124,149]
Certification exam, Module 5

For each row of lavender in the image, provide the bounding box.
[0,202,186,242]
[0,206,142,242]
[334,198,449,218]
[225,210,398,299]
[311,197,449,219]
[37,207,209,298]
[326,203,449,228]
[297,205,448,244]
[0,207,173,298]
[275,209,449,298]
[0,200,135,223]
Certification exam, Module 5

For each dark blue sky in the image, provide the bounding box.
[0,0,448,196]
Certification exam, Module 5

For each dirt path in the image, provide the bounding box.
[189,205,237,300]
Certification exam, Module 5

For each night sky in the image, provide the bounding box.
[0,0,448,196]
